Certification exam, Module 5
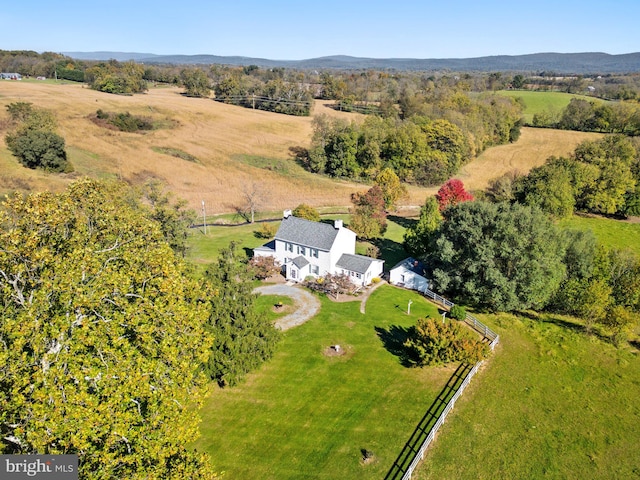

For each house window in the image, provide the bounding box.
[311,265,319,275]
[291,269,297,279]
[356,272,361,279]
[311,248,318,258]
[286,243,293,252]
[298,246,306,255]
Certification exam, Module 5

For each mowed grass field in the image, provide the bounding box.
[416,311,640,479]
[497,90,605,123]
[189,212,639,479]
[0,81,600,213]
[559,214,640,256]
[195,285,452,480]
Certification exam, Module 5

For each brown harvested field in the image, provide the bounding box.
[0,81,601,214]
[457,127,602,192]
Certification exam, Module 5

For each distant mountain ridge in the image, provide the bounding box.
[63,51,640,73]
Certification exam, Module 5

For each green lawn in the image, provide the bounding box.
[254,294,295,322]
[559,215,640,256]
[188,212,640,479]
[497,90,604,123]
[195,285,454,479]
[186,221,280,274]
[416,312,640,479]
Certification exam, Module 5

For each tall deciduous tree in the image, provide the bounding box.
[517,161,576,217]
[181,67,211,97]
[0,179,216,478]
[292,203,320,222]
[427,202,566,311]
[349,185,387,240]
[375,167,407,211]
[403,196,442,258]
[436,178,474,211]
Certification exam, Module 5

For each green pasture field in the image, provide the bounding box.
[497,90,604,123]
[195,285,454,479]
[187,210,639,479]
[416,311,640,479]
[559,215,640,256]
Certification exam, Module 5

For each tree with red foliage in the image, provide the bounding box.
[349,185,387,239]
[436,179,474,211]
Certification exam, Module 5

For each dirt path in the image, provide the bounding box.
[358,280,386,314]
[253,284,321,331]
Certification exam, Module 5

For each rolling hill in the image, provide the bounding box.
[63,51,640,73]
[0,81,600,214]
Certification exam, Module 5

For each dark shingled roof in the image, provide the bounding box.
[336,253,380,274]
[291,256,309,268]
[254,240,276,254]
[391,257,426,275]
[275,216,340,251]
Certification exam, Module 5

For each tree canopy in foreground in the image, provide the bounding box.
[0,179,216,479]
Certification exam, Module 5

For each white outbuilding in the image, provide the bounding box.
[389,257,429,293]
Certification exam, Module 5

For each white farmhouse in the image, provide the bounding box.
[253,210,384,286]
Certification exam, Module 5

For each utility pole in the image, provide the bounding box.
[202,200,207,235]
[441,311,447,323]
[407,300,413,315]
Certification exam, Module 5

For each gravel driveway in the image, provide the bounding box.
[253,284,321,331]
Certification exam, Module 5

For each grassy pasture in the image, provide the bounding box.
[497,90,604,123]
[559,214,640,255]
[416,312,640,479]
[457,127,601,193]
[0,81,605,214]
[0,81,367,211]
[196,285,452,480]
[189,208,640,479]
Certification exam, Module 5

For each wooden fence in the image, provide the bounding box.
[390,287,499,480]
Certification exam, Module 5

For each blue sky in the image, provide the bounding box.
[2,0,638,59]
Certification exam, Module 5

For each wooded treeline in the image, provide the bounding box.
[401,135,640,343]
[487,135,640,217]
[303,91,522,186]
[3,50,640,123]
[531,97,640,135]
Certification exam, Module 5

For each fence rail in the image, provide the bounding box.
[400,361,483,480]
[392,287,499,480]
[421,287,498,342]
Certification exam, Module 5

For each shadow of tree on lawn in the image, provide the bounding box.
[375,324,414,367]
[388,214,417,230]
[373,237,408,270]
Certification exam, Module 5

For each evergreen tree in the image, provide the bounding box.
[203,242,280,386]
